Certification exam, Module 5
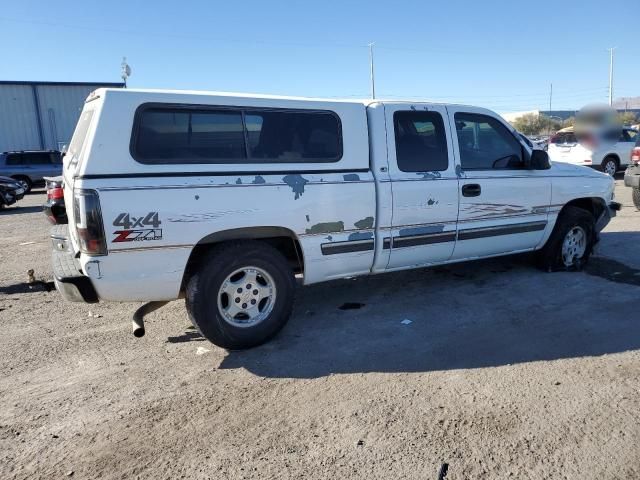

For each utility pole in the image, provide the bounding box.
[548,82,553,134]
[368,42,376,100]
[608,47,616,106]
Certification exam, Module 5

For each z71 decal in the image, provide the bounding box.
[112,212,163,242]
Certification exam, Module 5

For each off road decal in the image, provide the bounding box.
[112,212,162,242]
[112,228,163,242]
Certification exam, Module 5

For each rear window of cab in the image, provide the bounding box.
[130,104,343,164]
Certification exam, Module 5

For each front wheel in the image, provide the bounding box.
[12,176,32,193]
[537,206,595,271]
[600,157,618,177]
[633,187,640,211]
[185,241,296,349]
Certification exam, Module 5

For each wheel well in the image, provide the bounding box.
[182,227,304,290]
[11,175,31,183]
[603,154,619,164]
[560,197,606,221]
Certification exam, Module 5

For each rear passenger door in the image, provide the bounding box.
[385,105,459,269]
[447,107,551,260]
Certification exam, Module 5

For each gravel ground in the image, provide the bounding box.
[1,179,639,480]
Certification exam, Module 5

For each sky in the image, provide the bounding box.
[1,0,637,113]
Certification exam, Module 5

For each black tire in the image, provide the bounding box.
[633,187,640,211]
[600,156,618,177]
[12,176,32,193]
[537,206,595,271]
[185,241,296,350]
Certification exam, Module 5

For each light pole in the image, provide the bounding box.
[608,47,616,106]
[368,43,376,100]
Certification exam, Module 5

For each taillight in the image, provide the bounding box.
[73,189,107,255]
[47,186,64,200]
[631,147,640,165]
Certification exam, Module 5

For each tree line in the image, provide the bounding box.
[509,112,639,136]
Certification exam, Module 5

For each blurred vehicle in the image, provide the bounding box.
[624,138,640,210]
[0,175,25,208]
[530,135,549,151]
[547,126,638,176]
[0,150,62,193]
[43,176,67,224]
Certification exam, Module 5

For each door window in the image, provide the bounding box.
[393,111,448,172]
[622,130,637,142]
[455,113,524,170]
[5,154,23,166]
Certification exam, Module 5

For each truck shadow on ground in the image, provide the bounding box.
[218,234,640,378]
[0,205,43,215]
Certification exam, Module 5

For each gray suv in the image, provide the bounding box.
[0,150,62,193]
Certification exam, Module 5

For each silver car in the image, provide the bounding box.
[0,150,62,193]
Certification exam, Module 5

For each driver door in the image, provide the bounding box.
[447,107,552,260]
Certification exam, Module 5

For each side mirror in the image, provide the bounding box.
[529,149,551,170]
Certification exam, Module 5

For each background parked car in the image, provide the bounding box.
[0,176,25,208]
[0,150,62,193]
[624,138,640,210]
[547,126,638,176]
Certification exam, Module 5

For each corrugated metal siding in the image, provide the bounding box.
[36,85,96,150]
[0,82,122,153]
[0,85,41,151]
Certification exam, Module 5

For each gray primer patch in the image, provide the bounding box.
[399,224,445,236]
[305,221,345,234]
[455,164,464,178]
[348,232,374,241]
[427,198,438,206]
[305,214,310,222]
[195,195,200,200]
[354,216,374,229]
[251,175,266,184]
[325,235,333,241]
[235,178,242,185]
[343,173,361,181]
[417,171,442,180]
[282,174,309,200]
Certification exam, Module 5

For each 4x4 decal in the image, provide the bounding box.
[112,212,162,242]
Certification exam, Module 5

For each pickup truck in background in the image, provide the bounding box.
[52,89,619,349]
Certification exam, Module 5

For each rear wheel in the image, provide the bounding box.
[537,206,595,271]
[633,187,640,211]
[185,241,296,349]
[12,176,32,193]
[600,157,618,177]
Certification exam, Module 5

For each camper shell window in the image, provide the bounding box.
[131,104,343,164]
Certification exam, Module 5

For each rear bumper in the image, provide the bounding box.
[43,198,68,224]
[624,165,640,188]
[50,226,98,303]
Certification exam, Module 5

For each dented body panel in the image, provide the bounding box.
[59,89,615,303]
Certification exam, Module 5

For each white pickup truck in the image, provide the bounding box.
[53,89,619,349]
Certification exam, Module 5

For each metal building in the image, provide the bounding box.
[0,81,124,153]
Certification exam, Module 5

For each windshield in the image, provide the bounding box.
[67,109,94,166]
[551,132,576,144]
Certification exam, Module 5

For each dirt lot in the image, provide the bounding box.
[1,179,639,480]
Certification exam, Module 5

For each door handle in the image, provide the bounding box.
[462,183,481,197]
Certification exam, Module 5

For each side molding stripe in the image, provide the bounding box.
[457,221,547,241]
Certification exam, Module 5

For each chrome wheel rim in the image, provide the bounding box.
[604,160,616,176]
[217,266,276,327]
[561,226,587,267]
